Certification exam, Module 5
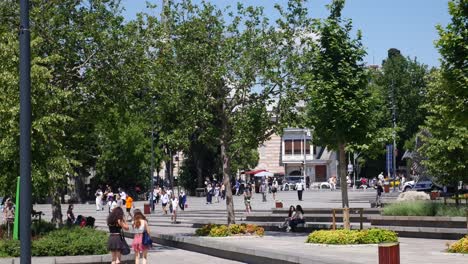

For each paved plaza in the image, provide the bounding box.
[28,189,467,264]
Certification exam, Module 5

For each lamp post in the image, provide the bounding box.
[149,96,156,212]
[19,0,32,262]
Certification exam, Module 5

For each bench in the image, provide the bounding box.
[196,188,206,197]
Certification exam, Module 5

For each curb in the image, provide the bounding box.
[123,232,360,264]
[0,253,135,264]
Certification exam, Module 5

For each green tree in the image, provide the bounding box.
[303,0,378,228]
[420,0,467,188]
[162,0,309,224]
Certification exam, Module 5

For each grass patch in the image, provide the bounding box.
[382,201,467,217]
[0,226,108,257]
[306,228,398,245]
[195,224,264,237]
[448,235,468,254]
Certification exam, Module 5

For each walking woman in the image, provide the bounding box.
[244,185,252,214]
[107,207,129,264]
[132,209,151,264]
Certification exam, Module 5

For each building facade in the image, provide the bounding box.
[254,128,337,182]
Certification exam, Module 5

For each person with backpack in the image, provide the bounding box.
[66,204,76,227]
[375,181,384,207]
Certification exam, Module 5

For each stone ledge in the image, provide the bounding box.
[0,253,135,264]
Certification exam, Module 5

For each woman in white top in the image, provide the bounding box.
[95,189,103,211]
[214,184,220,203]
[160,190,169,215]
[132,209,151,264]
[170,194,179,224]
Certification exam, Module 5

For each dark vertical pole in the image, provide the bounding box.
[19,0,32,263]
[150,120,155,212]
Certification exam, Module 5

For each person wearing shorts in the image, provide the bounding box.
[125,196,134,220]
[161,190,169,214]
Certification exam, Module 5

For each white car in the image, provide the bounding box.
[402,180,415,192]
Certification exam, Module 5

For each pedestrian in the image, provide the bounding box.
[295,180,304,201]
[214,183,220,203]
[244,185,252,214]
[329,176,337,191]
[106,189,114,212]
[206,183,213,204]
[221,183,226,200]
[66,204,75,227]
[95,188,104,211]
[178,191,186,210]
[306,176,310,190]
[132,209,151,264]
[272,178,278,200]
[107,207,129,264]
[125,195,134,220]
[170,194,179,224]
[287,205,305,232]
[375,181,384,207]
[119,188,127,206]
[116,194,123,208]
[279,205,295,229]
[160,190,169,215]
[260,181,267,202]
[3,198,14,224]
[235,180,240,196]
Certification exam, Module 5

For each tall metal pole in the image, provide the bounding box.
[150,118,155,212]
[19,0,32,263]
[303,130,306,185]
[392,80,397,191]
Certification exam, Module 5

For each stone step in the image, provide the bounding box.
[372,225,467,240]
[368,215,467,228]
[246,216,371,223]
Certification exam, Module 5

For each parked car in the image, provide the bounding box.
[282,176,303,191]
[402,177,442,192]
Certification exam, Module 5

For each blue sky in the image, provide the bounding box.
[121,0,451,67]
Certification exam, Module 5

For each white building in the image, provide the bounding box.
[254,128,337,182]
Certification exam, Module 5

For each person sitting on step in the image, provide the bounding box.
[287,205,305,232]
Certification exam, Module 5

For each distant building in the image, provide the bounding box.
[253,128,337,182]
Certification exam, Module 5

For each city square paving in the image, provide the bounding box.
[30,189,467,264]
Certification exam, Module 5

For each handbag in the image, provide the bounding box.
[142,231,153,246]
[120,232,131,255]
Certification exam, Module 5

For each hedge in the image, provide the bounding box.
[306,229,398,245]
[382,201,467,217]
[0,227,108,257]
[195,224,264,237]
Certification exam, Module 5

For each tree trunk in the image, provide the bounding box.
[338,143,350,229]
[221,139,235,224]
[196,154,203,188]
[50,189,63,227]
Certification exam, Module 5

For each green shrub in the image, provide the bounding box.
[32,227,108,256]
[306,229,398,245]
[195,224,219,236]
[383,201,467,217]
[31,220,56,237]
[448,235,468,254]
[195,224,264,237]
[209,225,230,237]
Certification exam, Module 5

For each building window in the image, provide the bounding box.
[293,139,302,155]
[285,140,292,155]
[306,140,311,154]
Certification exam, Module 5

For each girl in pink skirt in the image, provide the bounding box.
[132,209,151,264]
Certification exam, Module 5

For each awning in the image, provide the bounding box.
[244,170,265,175]
[254,171,274,177]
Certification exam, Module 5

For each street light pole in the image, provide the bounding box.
[303,129,306,185]
[150,118,155,212]
[19,0,32,263]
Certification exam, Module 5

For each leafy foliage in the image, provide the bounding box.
[382,201,468,217]
[419,0,467,186]
[195,224,264,237]
[448,235,468,254]
[0,227,107,257]
[306,229,398,244]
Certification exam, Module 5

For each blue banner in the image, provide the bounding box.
[386,144,393,177]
